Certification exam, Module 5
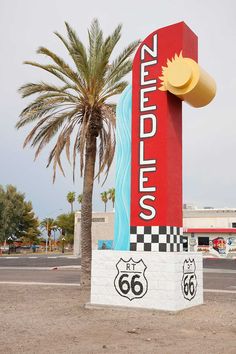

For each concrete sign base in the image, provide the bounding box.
[90,251,203,311]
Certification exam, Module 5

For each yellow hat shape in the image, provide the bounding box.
[159,52,216,108]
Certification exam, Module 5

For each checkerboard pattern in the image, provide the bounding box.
[130,226,183,252]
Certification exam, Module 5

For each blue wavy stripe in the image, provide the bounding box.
[114,85,132,250]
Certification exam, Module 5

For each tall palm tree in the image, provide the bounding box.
[16,19,139,287]
[77,194,83,210]
[67,191,75,213]
[108,188,115,209]
[101,191,109,212]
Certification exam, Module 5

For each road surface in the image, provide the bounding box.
[0,269,235,291]
[0,255,235,269]
[0,268,80,285]
[0,257,235,292]
[0,254,80,267]
[203,258,236,270]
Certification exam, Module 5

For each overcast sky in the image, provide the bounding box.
[0,0,236,219]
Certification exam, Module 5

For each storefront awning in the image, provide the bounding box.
[185,228,236,234]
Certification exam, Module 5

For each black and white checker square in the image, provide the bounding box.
[130,226,183,252]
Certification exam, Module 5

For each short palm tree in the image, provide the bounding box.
[67,191,75,213]
[40,218,56,251]
[101,191,109,212]
[16,19,139,287]
[108,188,115,209]
[77,194,83,210]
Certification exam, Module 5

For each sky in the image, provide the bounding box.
[0,0,236,219]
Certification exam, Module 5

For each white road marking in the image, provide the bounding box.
[0,266,81,270]
[204,289,236,294]
[0,267,52,270]
[56,265,81,269]
[28,257,38,259]
[0,255,78,259]
[0,281,81,287]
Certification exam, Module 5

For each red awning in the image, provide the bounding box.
[185,228,236,234]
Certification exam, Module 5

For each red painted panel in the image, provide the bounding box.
[131,22,198,227]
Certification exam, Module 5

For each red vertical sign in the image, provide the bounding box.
[130,22,198,251]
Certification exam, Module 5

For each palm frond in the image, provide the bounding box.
[37,47,84,88]
[23,61,72,86]
[104,40,140,85]
[99,81,129,103]
[65,22,89,84]
[103,23,122,58]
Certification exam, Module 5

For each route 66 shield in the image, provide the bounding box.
[181,258,198,301]
[114,258,148,301]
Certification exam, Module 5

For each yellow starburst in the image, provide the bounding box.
[159,51,193,92]
[158,51,216,108]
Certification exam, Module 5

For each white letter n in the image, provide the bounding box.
[141,34,158,60]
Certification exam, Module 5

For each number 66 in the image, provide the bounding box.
[119,274,143,296]
[184,274,195,296]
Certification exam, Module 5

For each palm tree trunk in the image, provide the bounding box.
[49,237,52,252]
[80,134,96,288]
[71,203,73,213]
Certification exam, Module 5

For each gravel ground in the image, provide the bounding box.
[0,285,235,354]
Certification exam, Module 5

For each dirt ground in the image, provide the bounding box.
[0,285,235,354]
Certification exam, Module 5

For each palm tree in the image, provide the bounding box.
[40,218,56,251]
[67,191,75,213]
[16,19,139,287]
[101,191,109,212]
[108,188,115,209]
[77,194,83,210]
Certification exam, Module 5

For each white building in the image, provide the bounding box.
[74,207,236,257]
[183,207,236,256]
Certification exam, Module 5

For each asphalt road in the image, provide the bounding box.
[204,271,236,291]
[0,268,80,284]
[203,258,236,270]
[0,255,235,269]
[0,257,235,292]
[0,254,80,267]
[0,268,235,292]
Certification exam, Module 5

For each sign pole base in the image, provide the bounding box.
[90,250,203,312]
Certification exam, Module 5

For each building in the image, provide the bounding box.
[74,212,114,256]
[183,207,236,256]
[74,207,236,257]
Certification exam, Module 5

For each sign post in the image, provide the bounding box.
[90,22,216,311]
